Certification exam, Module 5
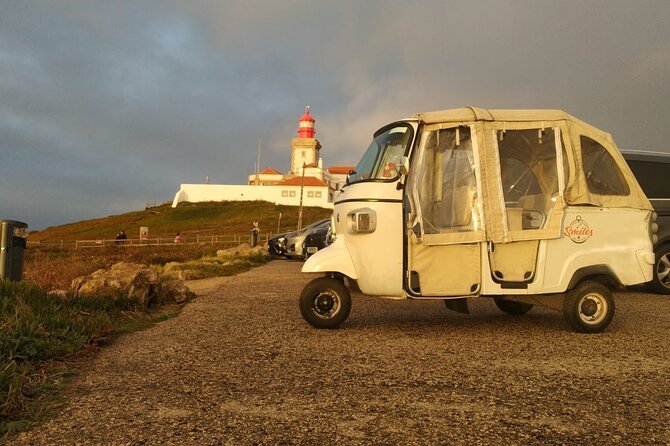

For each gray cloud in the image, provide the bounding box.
[1,0,669,229]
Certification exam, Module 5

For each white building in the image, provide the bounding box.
[172,107,353,208]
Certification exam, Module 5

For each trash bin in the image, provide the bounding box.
[0,220,28,281]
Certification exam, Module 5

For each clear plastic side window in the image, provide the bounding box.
[497,128,559,231]
[580,136,630,196]
[412,126,481,234]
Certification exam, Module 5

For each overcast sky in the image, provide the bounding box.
[1,0,669,230]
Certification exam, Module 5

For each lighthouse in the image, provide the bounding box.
[290,106,322,176]
[172,104,354,209]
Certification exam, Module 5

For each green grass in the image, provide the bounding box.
[1,281,192,438]
[0,281,108,436]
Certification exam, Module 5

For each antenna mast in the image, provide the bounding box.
[255,138,261,185]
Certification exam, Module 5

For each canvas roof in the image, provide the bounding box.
[408,107,612,142]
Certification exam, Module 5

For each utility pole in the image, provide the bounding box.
[298,162,305,230]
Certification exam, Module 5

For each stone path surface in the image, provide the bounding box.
[12,260,670,445]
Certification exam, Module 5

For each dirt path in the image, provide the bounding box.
[12,260,670,445]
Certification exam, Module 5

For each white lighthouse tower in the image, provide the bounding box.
[289,106,322,176]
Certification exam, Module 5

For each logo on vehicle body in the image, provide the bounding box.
[564,216,593,243]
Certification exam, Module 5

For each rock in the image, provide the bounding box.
[157,278,196,304]
[72,262,158,306]
[71,262,194,306]
[216,243,266,258]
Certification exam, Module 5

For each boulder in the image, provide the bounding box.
[157,277,196,304]
[71,262,193,306]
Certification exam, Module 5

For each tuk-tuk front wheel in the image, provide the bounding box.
[299,277,352,329]
[563,281,615,333]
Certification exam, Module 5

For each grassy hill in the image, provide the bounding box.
[30,201,333,241]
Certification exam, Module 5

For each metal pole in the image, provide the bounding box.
[0,222,9,280]
[298,162,305,230]
[256,137,261,185]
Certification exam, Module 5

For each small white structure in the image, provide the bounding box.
[172,107,353,209]
[172,177,331,208]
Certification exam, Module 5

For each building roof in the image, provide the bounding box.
[327,165,355,175]
[277,176,328,187]
[260,167,282,175]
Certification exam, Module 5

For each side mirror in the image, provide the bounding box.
[396,156,409,176]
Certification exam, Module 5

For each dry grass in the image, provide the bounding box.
[29,201,332,243]
[23,244,224,291]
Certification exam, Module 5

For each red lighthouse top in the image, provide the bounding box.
[297,106,315,139]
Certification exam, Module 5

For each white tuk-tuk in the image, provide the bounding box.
[300,108,657,333]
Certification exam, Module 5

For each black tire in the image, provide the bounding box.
[493,298,533,315]
[563,281,615,333]
[299,277,352,329]
[650,244,670,295]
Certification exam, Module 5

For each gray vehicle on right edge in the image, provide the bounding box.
[623,150,670,294]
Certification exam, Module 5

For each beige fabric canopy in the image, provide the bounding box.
[408,107,652,213]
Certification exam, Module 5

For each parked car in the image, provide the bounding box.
[269,219,330,259]
[622,150,670,294]
[284,219,330,259]
[268,232,290,257]
[302,221,331,259]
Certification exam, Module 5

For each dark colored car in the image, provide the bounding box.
[302,221,331,259]
[268,232,289,257]
[622,150,670,294]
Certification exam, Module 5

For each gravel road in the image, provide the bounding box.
[12,260,670,445]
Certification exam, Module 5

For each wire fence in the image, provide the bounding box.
[27,233,272,250]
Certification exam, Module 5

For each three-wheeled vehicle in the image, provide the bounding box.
[300,107,658,333]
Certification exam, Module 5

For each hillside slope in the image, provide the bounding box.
[30,201,332,241]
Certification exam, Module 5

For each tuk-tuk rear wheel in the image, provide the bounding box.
[563,281,615,333]
[299,277,352,329]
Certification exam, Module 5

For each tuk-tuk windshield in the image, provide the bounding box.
[348,125,412,183]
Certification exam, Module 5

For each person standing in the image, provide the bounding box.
[251,221,259,247]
